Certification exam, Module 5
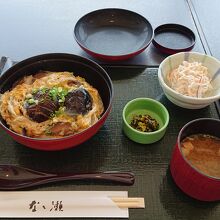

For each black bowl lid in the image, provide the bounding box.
[152,23,196,54]
[74,8,154,59]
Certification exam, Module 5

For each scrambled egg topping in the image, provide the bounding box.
[0,71,104,138]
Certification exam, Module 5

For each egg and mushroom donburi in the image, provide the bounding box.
[0,71,104,138]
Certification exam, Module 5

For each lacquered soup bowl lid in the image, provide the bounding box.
[74,8,154,61]
[152,23,196,54]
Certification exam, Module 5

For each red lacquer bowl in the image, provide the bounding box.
[74,8,154,61]
[170,118,220,201]
[0,53,113,151]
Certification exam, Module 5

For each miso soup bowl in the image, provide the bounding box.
[170,118,220,201]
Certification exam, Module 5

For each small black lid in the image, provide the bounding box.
[152,23,196,54]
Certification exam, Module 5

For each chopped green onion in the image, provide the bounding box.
[27,98,35,104]
[41,87,47,94]
[32,88,38,94]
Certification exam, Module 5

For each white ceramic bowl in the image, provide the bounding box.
[158,52,220,109]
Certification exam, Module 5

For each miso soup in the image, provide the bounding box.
[181,134,220,178]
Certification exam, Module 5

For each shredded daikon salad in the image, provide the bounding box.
[167,61,213,98]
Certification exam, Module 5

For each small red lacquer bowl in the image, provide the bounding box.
[170,118,220,201]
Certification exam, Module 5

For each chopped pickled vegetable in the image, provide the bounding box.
[130,114,159,132]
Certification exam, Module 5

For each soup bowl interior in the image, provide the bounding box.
[178,118,220,144]
[0,53,113,151]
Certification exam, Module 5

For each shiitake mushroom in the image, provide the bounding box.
[64,88,92,115]
[25,89,59,123]
[25,87,92,123]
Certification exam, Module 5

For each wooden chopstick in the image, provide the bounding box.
[111,197,145,208]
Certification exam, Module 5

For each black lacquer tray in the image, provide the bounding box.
[0,58,220,220]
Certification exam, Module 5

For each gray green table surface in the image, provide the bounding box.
[0,68,219,220]
[190,0,220,59]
